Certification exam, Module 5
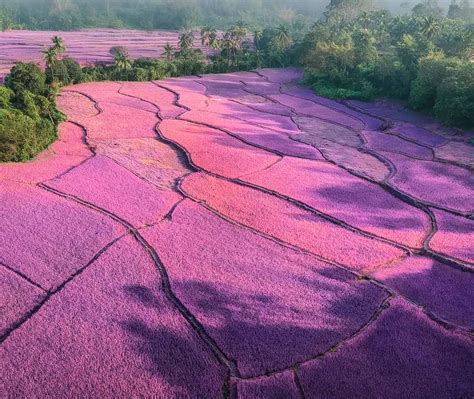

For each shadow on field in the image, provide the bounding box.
[120,269,385,380]
[120,284,224,397]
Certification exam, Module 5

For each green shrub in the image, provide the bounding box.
[0,108,56,162]
[311,80,374,101]
[0,86,13,108]
[46,61,69,84]
[81,65,110,82]
[434,63,474,128]
[409,54,459,110]
[46,58,83,85]
[1,63,64,162]
[5,63,46,96]
[129,67,149,82]
[62,57,83,84]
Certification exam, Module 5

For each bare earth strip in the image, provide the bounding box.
[1,68,473,398]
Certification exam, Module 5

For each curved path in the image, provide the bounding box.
[1,68,473,398]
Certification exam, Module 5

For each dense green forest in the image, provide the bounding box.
[300,0,474,128]
[1,0,473,162]
[0,0,459,31]
[0,0,325,31]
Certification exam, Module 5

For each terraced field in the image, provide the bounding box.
[0,29,210,82]
[1,68,473,398]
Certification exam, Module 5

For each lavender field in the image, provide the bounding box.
[0,29,210,82]
[1,68,473,397]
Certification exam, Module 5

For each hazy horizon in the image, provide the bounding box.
[0,0,462,32]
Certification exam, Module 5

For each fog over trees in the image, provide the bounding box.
[0,0,466,31]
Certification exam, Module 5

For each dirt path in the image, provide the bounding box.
[1,68,473,398]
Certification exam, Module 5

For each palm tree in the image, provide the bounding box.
[254,30,263,68]
[393,15,404,27]
[421,16,441,39]
[254,29,263,50]
[201,26,211,46]
[52,35,66,55]
[110,46,132,79]
[163,43,175,61]
[255,49,264,68]
[42,46,59,80]
[114,52,132,72]
[276,24,292,48]
[276,25,293,49]
[222,25,247,68]
[209,29,218,49]
[179,30,195,52]
[201,26,218,49]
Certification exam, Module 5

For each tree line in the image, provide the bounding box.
[0,0,322,31]
[0,0,465,31]
[49,0,474,127]
[300,0,473,128]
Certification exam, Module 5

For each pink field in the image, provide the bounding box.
[382,151,474,213]
[0,29,210,82]
[429,209,474,264]
[1,68,473,397]
[181,172,404,270]
[242,157,431,248]
[298,298,474,398]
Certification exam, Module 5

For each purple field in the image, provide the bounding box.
[0,29,211,82]
[1,68,473,397]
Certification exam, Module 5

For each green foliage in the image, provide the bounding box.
[46,59,69,84]
[78,48,207,82]
[448,0,474,23]
[0,86,13,108]
[433,62,474,127]
[0,0,323,31]
[128,68,149,82]
[173,49,207,76]
[42,36,67,81]
[412,0,444,17]
[0,107,58,162]
[134,58,174,79]
[301,6,473,128]
[435,19,474,58]
[372,55,413,98]
[395,33,433,72]
[80,65,110,82]
[353,29,378,65]
[324,0,376,23]
[409,53,459,110]
[0,7,15,31]
[111,46,133,73]
[179,30,195,52]
[5,63,46,96]
[311,80,374,101]
[2,62,64,162]
[61,57,83,84]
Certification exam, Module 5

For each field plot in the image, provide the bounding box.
[1,69,473,398]
[0,29,210,82]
